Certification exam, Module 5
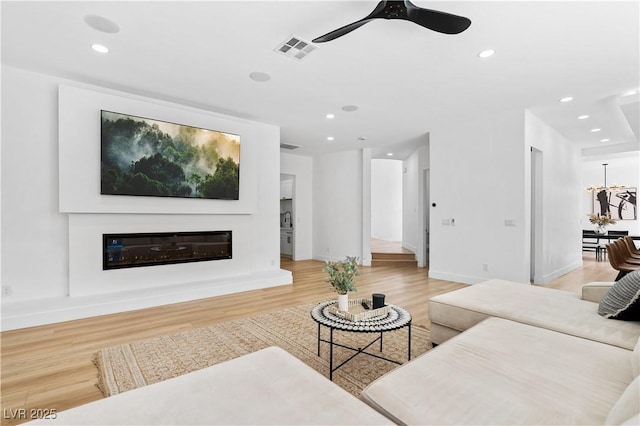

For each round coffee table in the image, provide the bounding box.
[310,300,412,380]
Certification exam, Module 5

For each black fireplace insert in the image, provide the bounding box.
[103,231,232,270]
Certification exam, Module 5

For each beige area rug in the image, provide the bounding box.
[94,303,430,398]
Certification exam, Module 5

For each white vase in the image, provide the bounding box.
[337,293,349,311]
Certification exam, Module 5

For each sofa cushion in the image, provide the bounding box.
[361,318,634,425]
[622,414,640,425]
[633,338,640,379]
[606,375,640,425]
[598,270,640,321]
[429,279,640,349]
[582,282,615,303]
[29,347,392,425]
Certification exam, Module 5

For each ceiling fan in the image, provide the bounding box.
[312,0,471,43]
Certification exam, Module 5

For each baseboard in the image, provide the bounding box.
[428,270,479,285]
[539,260,583,284]
[314,254,331,263]
[431,260,583,286]
[1,269,292,331]
[402,243,417,254]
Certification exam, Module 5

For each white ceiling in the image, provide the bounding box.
[2,1,639,159]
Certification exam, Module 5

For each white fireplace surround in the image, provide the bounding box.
[69,214,249,298]
[0,81,291,331]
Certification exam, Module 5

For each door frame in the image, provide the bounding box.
[530,148,544,283]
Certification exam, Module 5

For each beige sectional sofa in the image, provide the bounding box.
[428,279,640,349]
[360,278,640,425]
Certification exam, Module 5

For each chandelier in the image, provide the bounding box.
[584,163,626,193]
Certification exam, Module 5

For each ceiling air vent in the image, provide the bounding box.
[280,143,301,150]
[274,35,317,61]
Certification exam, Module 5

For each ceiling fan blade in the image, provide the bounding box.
[313,0,387,43]
[312,1,471,43]
[312,18,374,43]
[405,1,471,34]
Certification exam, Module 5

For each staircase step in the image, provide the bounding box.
[370,250,417,267]
[371,258,418,267]
[371,252,416,261]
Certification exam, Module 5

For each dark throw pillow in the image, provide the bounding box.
[598,270,640,321]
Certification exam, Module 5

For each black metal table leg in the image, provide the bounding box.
[329,327,334,381]
[317,322,321,356]
[408,321,412,360]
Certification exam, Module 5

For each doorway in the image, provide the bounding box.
[370,159,406,265]
[280,174,295,260]
[370,159,403,242]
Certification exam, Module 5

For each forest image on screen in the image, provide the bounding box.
[101,111,240,200]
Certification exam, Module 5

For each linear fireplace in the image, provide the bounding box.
[103,231,232,270]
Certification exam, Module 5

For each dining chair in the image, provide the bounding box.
[616,238,640,262]
[622,236,640,256]
[606,243,640,280]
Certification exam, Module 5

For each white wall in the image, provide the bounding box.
[582,155,640,235]
[402,153,420,256]
[429,110,528,284]
[362,149,371,266]
[280,152,313,260]
[403,150,420,255]
[371,159,402,242]
[526,111,583,283]
[1,66,289,330]
[312,150,364,262]
[1,67,69,300]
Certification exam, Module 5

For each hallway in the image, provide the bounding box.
[370,238,418,267]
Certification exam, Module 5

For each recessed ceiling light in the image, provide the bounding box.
[249,72,271,82]
[600,138,610,142]
[387,153,394,156]
[91,44,109,53]
[342,105,358,112]
[326,113,335,119]
[477,49,495,58]
[326,136,334,141]
[560,96,573,103]
[84,15,120,34]
[590,128,601,133]
[578,115,589,120]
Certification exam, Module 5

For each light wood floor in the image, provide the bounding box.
[370,238,415,254]
[0,256,617,425]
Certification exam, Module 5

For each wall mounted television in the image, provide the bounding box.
[101,110,240,200]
